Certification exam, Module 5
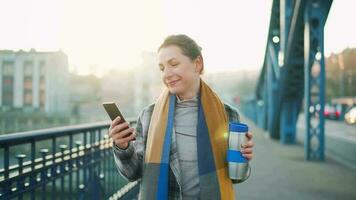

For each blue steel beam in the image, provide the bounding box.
[279,0,292,56]
[255,0,281,139]
[266,47,281,139]
[253,0,333,155]
[304,0,333,160]
[258,71,268,130]
[278,0,305,144]
[284,0,306,63]
[279,0,296,144]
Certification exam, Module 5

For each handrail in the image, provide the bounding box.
[0,119,138,200]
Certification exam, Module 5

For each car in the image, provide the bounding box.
[323,104,341,120]
[345,106,356,125]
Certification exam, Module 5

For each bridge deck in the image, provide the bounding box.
[236,116,356,200]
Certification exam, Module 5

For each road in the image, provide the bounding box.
[297,114,356,142]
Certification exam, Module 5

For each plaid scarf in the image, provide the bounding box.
[139,79,235,200]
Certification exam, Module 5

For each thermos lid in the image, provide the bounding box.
[229,122,248,132]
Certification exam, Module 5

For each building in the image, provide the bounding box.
[69,73,103,123]
[325,47,356,99]
[100,51,163,119]
[0,49,70,115]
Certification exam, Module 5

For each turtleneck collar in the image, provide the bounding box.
[176,94,198,104]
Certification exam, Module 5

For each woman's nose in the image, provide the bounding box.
[163,67,173,79]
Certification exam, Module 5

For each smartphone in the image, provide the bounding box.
[102,102,135,140]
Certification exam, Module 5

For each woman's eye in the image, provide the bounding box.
[159,65,164,71]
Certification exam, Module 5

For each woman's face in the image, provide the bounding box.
[158,45,202,96]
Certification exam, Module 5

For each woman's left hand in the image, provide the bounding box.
[241,132,254,161]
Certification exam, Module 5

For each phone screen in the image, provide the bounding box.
[102,102,135,140]
[102,102,126,122]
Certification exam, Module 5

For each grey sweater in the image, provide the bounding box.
[174,95,200,199]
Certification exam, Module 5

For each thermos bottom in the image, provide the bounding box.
[228,162,249,181]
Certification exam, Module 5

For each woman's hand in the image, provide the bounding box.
[241,132,254,161]
[109,116,136,149]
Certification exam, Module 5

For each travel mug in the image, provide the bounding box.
[227,122,250,182]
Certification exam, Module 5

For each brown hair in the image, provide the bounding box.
[158,34,204,73]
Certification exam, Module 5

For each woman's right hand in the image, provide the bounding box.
[109,116,136,149]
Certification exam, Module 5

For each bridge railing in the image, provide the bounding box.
[0,120,139,200]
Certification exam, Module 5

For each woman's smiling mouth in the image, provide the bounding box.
[167,79,180,86]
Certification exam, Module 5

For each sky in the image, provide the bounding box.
[324,0,356,55]
[0,0,355,76]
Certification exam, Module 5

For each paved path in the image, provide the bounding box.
[235,116,356,200]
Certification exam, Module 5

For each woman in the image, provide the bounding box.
[110,34,254,200]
